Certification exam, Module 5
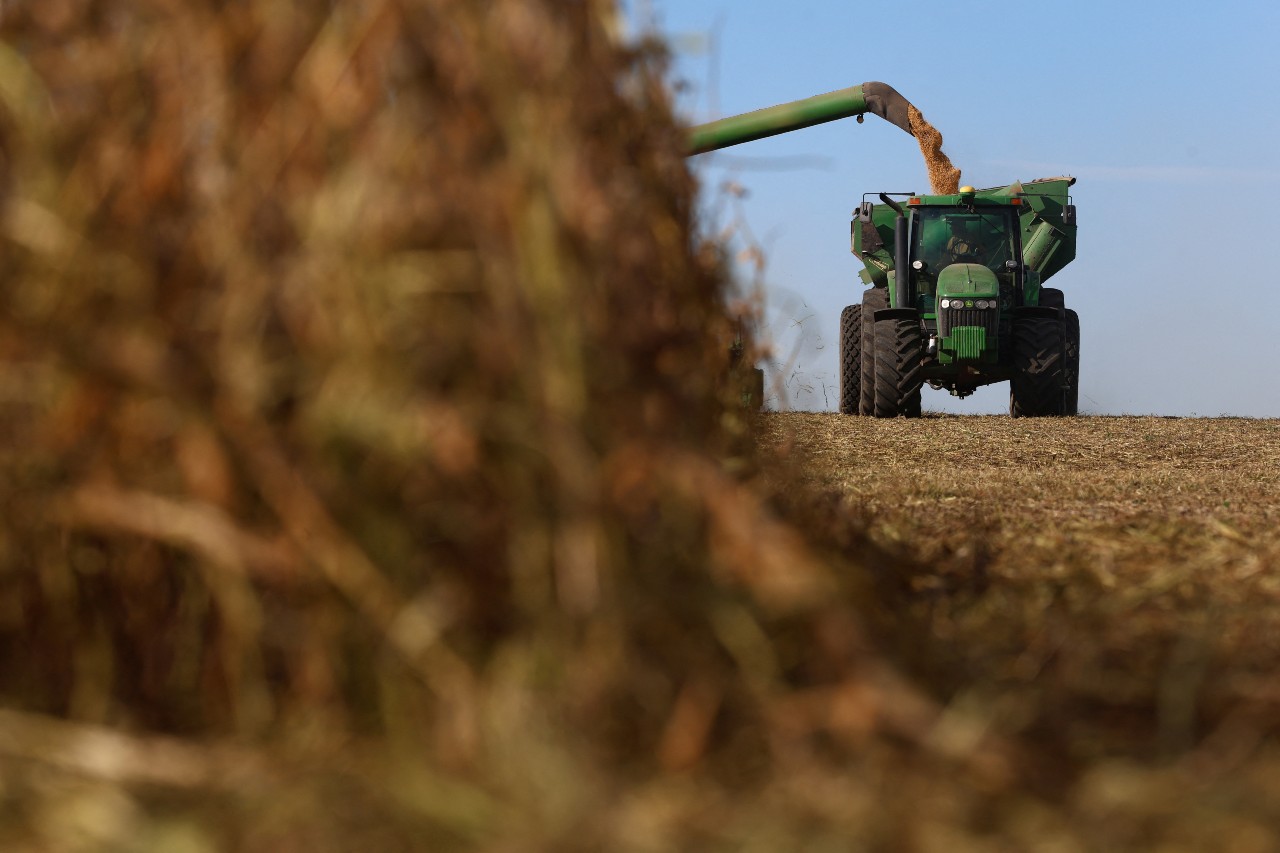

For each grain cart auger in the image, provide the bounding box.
[687,82,915,154]
[686,84,1081,417]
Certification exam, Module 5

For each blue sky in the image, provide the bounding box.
[641,1,1280,415]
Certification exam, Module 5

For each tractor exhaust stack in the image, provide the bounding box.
[878,193,910,311]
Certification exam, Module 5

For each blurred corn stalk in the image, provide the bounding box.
[0,0,923,849]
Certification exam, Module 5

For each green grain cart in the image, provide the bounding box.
[689,83,1080,417]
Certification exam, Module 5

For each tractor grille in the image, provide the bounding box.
[939,306,998,339]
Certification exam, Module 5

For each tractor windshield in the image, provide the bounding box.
[911,207,1016,273]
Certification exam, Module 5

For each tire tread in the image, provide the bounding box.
[1010,317,1066,417]
[838,304,861,414]
[860,288,887,415]
[873,317,923,418]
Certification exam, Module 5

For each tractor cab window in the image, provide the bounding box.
[911,207,1015,274]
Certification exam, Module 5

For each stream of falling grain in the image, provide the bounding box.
[907,104,961,194]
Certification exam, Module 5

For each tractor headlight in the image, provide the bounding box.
[941,298,999,310]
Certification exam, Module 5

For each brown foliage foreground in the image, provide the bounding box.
[0,1,922,849]
[0,1,1277,850]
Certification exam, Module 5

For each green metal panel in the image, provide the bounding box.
[886,270,900,306]
[688,86,871,155]
[1015,177,1076,283]
[1022,220,1067,278]
[936,263,999,298]
[949,327,987,361]
[686,81,914,156]
[1023,268,1042,305]
[852,202,898,287]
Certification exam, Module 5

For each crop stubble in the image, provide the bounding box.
[761,413,1280,762]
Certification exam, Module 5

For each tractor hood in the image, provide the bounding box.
[936,263,998,298]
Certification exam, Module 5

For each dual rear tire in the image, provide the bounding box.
[860,287,886,415]
[838,304,861,414]
[839,287,922,418]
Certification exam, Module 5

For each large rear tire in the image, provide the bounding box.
[1009,316,1066,417]
[860,287,887,415]
[1064,309,1080,416]
[873,316,923,418]
[838,305,861,414]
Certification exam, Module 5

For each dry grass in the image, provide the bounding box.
[760,413,1280,848]
[0,3,944,849]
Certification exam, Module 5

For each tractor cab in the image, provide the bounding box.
[911,200,1019,317]
[911,206,1017,276]
[902,195,1022,368]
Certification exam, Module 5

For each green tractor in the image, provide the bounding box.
[847,179,1079,416]
[689,83,1080,417]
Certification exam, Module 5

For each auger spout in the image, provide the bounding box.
[686,81,914,156]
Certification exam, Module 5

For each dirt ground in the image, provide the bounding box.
[758,413,1280,843]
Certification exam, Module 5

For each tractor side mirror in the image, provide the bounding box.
[1062,204,1077,226]
[857,202,875,222]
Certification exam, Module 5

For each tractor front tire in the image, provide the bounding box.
[1010,316,1066,417]
[860,287,887,415]
[873,316,923,418]
[838,304,862,414]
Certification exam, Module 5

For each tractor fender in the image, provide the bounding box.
[1012,305,1061,320]
[872,307,920,323]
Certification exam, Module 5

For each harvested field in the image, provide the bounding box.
[757,412,1280,845]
